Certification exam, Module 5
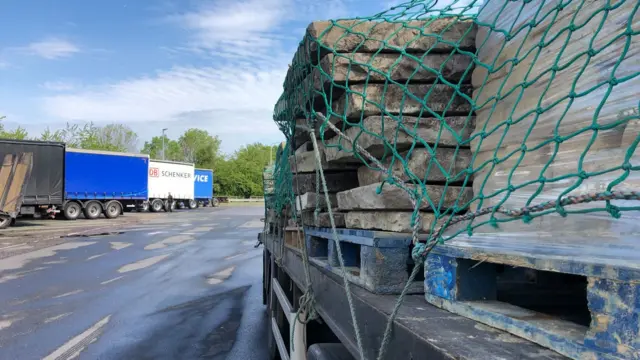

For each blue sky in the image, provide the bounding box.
[0,0,404,153]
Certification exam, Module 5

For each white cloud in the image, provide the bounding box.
[41,81,77,91]
[39,0,391,152]
[26,38,80,59]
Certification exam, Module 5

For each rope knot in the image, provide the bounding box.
[587,49,596,57]
[489,217,499,229]
[522,212,533,224]
[610,77,619,86]
[556,205,568,217]
[412,242,427,262]
[578,170,589,180]
[606,204,622,219]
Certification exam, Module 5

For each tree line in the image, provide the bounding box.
[0,117,277,198]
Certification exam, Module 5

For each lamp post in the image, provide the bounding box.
[162,128,168,160]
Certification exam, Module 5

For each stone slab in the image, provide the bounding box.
[357,148,473,186]
[296,192,337,212]
[289,144,357,174]
[345,211,440,233]
[311,53,473,91]
[301,211,346,228]
[289,18,476,72]
[331,83,473,120]
[337,182,472,211]
[324,115,475,163]
[292,171,359,196]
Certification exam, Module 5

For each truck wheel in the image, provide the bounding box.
[150,199,163,212]
[63,202,81,220]
[0,215,11,229]
[188,200,197,209]
[178,202,186,210]
[104,201,122,219]
[83,201,102,220]
[212,198,219,207]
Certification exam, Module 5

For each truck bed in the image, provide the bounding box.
[264,233,568,360]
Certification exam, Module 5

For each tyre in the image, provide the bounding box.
[188,200,197,209]
[212,198,219,207]
[150,199,163,212]
[137,202,149,212]
[104,201,122,219]
[196,201,202,208]
[178,202,186,210]
[83,201,102,220]
[0,215,11,229]
[63,202,81,220]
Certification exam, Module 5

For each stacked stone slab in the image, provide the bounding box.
[280,19,478,233]
[462,0,640,254]
[289,140,359,228]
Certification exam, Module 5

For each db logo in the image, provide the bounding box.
[149,167,160,177]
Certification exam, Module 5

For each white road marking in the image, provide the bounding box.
[0,242,96,272]
[224,252,246,261]
[43,260,68,265]
[54,290,84,299]
[206,266,236,285]
[180,223,192,227]
[144,235,193,250]
[44,312,73,324]
[86,253,107,261]
[118,254,170,273]
[109,242,132,250]
[146,231,167,236]
[43,315,111,360]
[0,315,23,331]
[100,276,125,285]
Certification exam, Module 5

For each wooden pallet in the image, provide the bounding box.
[423,243,640,360]
[303,226,427,294]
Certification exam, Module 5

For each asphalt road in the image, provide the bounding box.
[0,206,269,360]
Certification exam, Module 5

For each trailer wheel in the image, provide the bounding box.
[104,201,122,219]
[0,215,11,229]
[63,202,82,220]
[83,201,102,220]
[137,202,149,212]
[188,200,197,209]
[150,199,163,212]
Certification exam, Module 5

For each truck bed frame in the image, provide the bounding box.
[263,232,568,360]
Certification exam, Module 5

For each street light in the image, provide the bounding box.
[162,128,168,160]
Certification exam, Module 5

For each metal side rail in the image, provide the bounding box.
[264,233,568,360]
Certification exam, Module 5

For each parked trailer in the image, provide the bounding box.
[64,148,150,220]
[194,168,217,207]
[0,153,34,228]
[148,160,195,212]
[0,139,65,219]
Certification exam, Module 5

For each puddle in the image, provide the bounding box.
[62,232,125,238]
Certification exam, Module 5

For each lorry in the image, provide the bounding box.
[63,148,150,220]
[0,153,33,228]
[147,159,196,212]
[194,168,218,207]
[0,139,66,219]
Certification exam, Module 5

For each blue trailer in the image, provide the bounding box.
[63,148,150,220]
[194,168,216,207]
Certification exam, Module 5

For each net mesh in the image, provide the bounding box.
[267,0,640,246]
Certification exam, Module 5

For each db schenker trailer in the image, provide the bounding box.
[0,139,65,219]
[194,168,217,207]
[148,160,196,212]
[63,148,149,220]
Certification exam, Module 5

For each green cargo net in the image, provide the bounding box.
[271,0,639,254]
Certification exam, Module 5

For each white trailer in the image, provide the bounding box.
[147,160,196,212]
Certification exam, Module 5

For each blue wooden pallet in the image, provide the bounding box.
[424,242,640,360]
[303,226,427,295]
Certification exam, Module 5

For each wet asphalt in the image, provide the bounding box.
[0,206,270,360]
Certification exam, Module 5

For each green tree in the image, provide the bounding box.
[0,116,29,140]
[39,122,138,152]
[141,135,184,161]
[213,143,278,197]
[178,128,221,168]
